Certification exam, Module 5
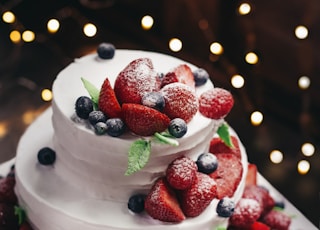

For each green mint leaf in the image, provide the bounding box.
[14,206,26,225]
[217,123,234,148]
[153,132,179,146]
[125,139,151,176]
[81,77,100,108]
[215,226,227,230]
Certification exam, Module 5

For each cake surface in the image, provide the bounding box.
[14,49,248,230]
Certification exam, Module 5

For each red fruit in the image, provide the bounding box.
[161,64,195,88]
[261,210,291,230]
[166,156,198,190]
[122,103,170,136]
[246,163,258,186]
[229,198,262,228]
[144,177,185,222]
[249,221,271,230]
[210,153,243,199]
[209,136,241,159]
[199,88,234,119]
[0,203,19,229]
[0,177,17,204]
[114,58,161,104]
[98,78,122,118]
[180,172,217,217]
[161,82,198,123]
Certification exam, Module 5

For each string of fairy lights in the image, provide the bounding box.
[0,2,316,175]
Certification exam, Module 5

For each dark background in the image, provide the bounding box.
[0,0,319,226]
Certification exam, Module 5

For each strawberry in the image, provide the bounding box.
[144,177,185,222]
[166,156,198,190]
[161,64,195,88]
[98,77,122,118]
[0,177,17,204]
[199,88,234,119]
[161,82,198,123]
[209,153,243,199]
[180,172,217,217]
[0,203,19,229]
[249,221,271,230]
[229,198,262,229]
[122,103,170,136]
[114,58,161,104]
[246,163,258,186]
[261,209,291,230]
[209,136,241,159]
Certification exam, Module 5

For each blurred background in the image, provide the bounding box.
[0,0,319,226]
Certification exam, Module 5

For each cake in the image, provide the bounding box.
[13,47,249,229]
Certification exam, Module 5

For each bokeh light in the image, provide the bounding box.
[298,76,310,90]
[245,52,258,64]
[295,25,308,39]
[231,74,245,88]
[141,15,154,30]
[238,3,251,15]
[47,19,60,33]
[41,89,53,102]
[10,30,21,43]
[83,23,97,37]
[250,111,263,126]
[2,11,15,23]
[169,38,182,52]
[301,142,315,157]
[210,42,224,55]
[297,160,310,175]
[270,150,283,164]
[22,30,35,42]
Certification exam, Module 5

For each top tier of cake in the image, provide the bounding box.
[51,50,220,201]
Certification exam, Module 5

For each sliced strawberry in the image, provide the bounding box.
[161,82,198,123]
[246,163,258,186]
[161,64,195,88]
[248,221,271,230]
[166,156,198,190]
[180,172,217,217]
[261,209,291,230]
[122,103,170,136]
[209,136,241,159]
[114,58,161,104]
[0,177,17,204]
[98,77,122,118]
[144,177,185,222]
[209,153,243,199]
[199,88,234,119]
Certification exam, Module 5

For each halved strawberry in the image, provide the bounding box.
[114,58,161,104]
[98,77,122,118]
[144,177,185,222]
[249,221,271,230]
[161,64,195,88]
[122,103,170,136]
[245,163,258,186]
[199,88,234,119]
[209,153,243,199]
[161,82,198,123]
[0,177,17,204]
[180,172,217,217]
[261,209,291,230]
[209,136,241,159]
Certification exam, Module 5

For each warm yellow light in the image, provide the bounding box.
[297,160,310,175]
[2,11,15,23]
[301,142,315,157]
[0,122,8,139]
[41,89,53,102]
[22,111,36,125]
[245,52,258,64]
[83,23,97,37]
[10,30,21,43]
[210,42,224,55]
[22,30,35,42]
[169,38,182,52]
[250,111,263,126]
[298,76,310,89]
[47,19,60,33]
[295,25,308,39]
[238,3,251,15]
[141,15,154,30]
[270,150,283,164]
[231,74,245,88]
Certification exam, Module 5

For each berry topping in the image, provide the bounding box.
[94,122,108,135]
[122,103,170,136]
[199,88,234,119]
[0,177,17,204]
[114,58,161,104]
[261,209,291,230]
[37,147,56,165]
[161,82,198,123]
[98,78,122,118]
[97,42,115,59]
[168,118,188,138]
[209,136,241,159]
[216,197,235,217]
[141,91,165,111]
[88,110,107,125]
[161,64,195,88]
[166,156,197,190]
[0,203,19,229]
[128,194,146,214]
[144,177,185,222]
[196,153,218,174]
[246,163,258,186]
[193,68,209,86]
[180,172,217,217]
[248,221,271,230]
[75,96,94,119]
[105,118,126,137]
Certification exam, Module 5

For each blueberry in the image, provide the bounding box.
[75,96,94,119]
[128,194,146,213]
[38,147,56,165]
[216,197,235,217]
[106,118,125,137]
[94,122,108,135]
[141,92,165,111]
[274,200,285,209]
[196,153,218,174]
[97,43,115,59]
[193,68,209,86]
[168,118,187,138]
[88,110,107,125]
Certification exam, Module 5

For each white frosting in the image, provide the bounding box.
[15,50,248,230]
